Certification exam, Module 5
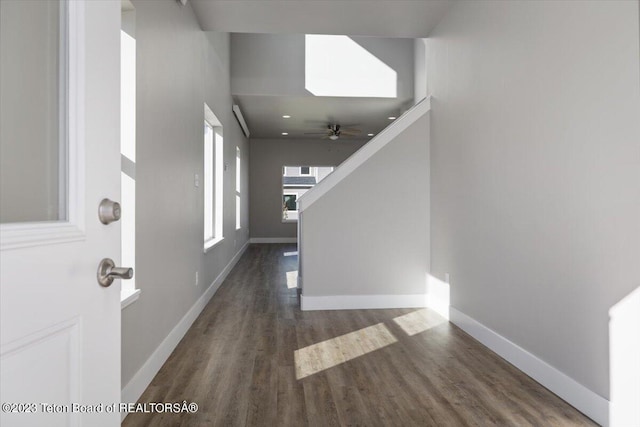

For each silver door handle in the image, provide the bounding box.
[97,258,133,287]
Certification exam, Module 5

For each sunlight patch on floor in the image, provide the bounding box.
[286,271,298,289]
[294,323,397,380]
[392,308,447,336]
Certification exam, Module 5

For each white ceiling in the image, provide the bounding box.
[191,0,453,38]
[234,95,414,140]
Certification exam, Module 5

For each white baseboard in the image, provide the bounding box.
[120,240,250,420]
[449,307,609,426]
[301,294,427,311]
[250,237,297,244]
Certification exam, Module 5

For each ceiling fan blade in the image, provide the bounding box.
[341,130,362,136]
[304,132,330,135]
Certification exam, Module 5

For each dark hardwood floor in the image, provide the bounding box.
[122,244,597,427]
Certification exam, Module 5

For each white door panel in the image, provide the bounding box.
[1,1,122,426]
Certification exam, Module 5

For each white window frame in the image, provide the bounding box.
[204,104,223,252]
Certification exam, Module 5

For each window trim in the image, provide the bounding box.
[204,235,224,253]
[204,104,223,250]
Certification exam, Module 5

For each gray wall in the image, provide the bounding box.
[249,139,364,238]
[231,33,415,100]
[429,0,640,400]
[231,33,306,97]
[122,0,250,387]
[301,114,429,296]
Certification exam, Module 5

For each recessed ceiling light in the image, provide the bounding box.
[282,115,291,119]
[388,116,396,120]
[367,133,374,137]
[281,132,289,136]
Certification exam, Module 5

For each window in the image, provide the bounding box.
[204,104,223,250]
[283,194,297,211]
[235,146,241,230]
[204,121,214,240]
[120,7,140,309]
[282,166,334,222]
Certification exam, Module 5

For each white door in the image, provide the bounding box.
[1,1,122,426]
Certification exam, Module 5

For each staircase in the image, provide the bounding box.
[297,97,432,311]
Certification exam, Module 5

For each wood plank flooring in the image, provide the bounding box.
[122,244,597,427]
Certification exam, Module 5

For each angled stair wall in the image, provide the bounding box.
[298,97,431,310]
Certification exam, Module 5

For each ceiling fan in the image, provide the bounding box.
[304,124,361,140]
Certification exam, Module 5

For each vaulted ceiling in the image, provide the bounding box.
[190,1,453,140]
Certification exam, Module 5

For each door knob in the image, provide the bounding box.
[98,198,121,224]
[97,258,133,287]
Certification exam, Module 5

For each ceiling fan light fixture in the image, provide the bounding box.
[329,135,339,141]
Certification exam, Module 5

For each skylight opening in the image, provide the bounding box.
[305,34,397,98]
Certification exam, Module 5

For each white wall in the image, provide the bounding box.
[316,166,334,182]
[249,139,364,238]
[301,113,430,300]
[121,0,250,390]
[429,0,640,411]
[231,33,415,101]
[413,38,428,104]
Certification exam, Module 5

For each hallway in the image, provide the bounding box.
[123,244,596,427]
